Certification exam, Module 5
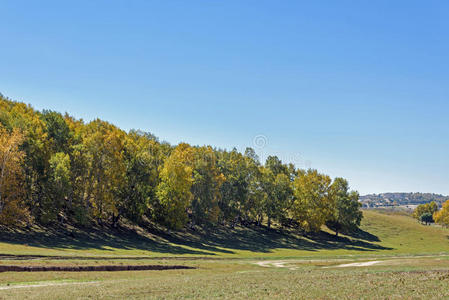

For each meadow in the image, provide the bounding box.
[0,210,449,299]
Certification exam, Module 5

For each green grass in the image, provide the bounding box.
[1,210,449,299]
[1,257,449,299]
[0,210,448,258]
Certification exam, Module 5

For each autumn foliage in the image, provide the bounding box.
[0,126,29,224]
[0,95,363,233]
[434,200,449,227]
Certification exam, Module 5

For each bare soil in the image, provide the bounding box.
[0,264,195,272]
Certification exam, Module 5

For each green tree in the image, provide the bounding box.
[216,149,249,226]
[265,155,288,176]
[262,156,293,228]
[116,131,161,225]
[326,178,362,236]
[48,152,72,221]
[40,110,71,153]
[419,212,434,225]
[64,116,91,224]
[190,146,225,225]
[261,168,293,229]
[243,149,264,225]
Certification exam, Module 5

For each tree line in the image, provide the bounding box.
[413,201,449,227]
[0,95,362,234]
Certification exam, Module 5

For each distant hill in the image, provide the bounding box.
[360,192,448,208]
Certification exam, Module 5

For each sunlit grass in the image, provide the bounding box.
[0,257,449,299]
[1,210,448,259]
[0,211,448,300]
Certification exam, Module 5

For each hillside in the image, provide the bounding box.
[360,192,448,208]
[0,210,448,258]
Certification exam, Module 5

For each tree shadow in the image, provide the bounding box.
[344,227,381,242]
[0,223,392,257]
[0,225,214,256]
[155,224,391,254]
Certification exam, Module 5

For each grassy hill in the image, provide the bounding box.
[1,210,449,299]
[1,210,448,258]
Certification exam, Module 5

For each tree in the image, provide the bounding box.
[419,213,434,225]
[190,146,225,226]
[291,169,332,232]
[48,152,72,221]
[326,178,362,236]
[116,131,161,224]
[262,171,292,229]
[434,200,449,227]
[0,126,29,225]
[413,202,439,221]
[3,99,52,223]
[244,147,260,166]
[262,156,293,228]
[82,120,126,224]
[156,143,194,229]
[64,116,90,224]
[265,155,288,177]
[40,110,71,153]
[216,149,249,226]
[243,150,264,225]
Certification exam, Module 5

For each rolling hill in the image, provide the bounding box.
[0,210,448,258]
[360,192,448,208]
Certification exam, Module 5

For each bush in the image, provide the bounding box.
[419,213,434,225]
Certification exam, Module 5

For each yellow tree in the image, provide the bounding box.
[434,200,449,227]
[156,143,195,229]
[82,120,126,224]
[291,169,333,232]
[0,126,29,224]
[412,201,438,220]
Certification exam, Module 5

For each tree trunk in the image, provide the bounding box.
[0,192,3,216]
[112,213,120,228]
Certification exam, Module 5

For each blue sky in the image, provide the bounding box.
[1,0,448,195]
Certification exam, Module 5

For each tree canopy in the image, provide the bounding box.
[434,200,449,227]
[413,202,438,222]
[0,95,363,234]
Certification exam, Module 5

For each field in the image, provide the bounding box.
[1,210,449,299]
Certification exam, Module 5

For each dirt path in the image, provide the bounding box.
[0,264,195,272]
[329,261,382,268]
[254,260,299,270]
[255,259,385,270]
[0,281,99,290]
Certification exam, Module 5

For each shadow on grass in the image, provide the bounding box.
[0,225,214,256]
[0,222,391,256]
[155,224,391,254]
[344,227,381,242]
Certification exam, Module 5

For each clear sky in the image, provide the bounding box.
[1,1,448,195]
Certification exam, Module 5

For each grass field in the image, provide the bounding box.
[1,210,449,258]
[1,210,449,299]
